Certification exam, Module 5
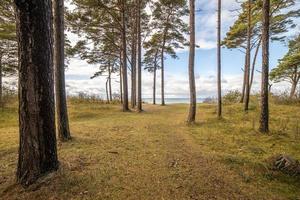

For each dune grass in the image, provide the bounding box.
[0,98,299,200]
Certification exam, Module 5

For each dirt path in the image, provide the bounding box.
[1,104,261,199]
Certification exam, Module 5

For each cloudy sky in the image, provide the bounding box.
[64,0,300,100]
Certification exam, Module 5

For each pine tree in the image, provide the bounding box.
[15,0,59,186]
[259,0,270,132]
[187,0,196,124]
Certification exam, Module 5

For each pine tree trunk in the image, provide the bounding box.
[217,0,222,118]
[131,13,137,108]
[15,0,59,186]
[187,0,196,124]
[161,49,165,106]
[137,0,142,112]
[244,0,252,112]
[121,0,129,111]
[259,0,270,133]
[250,38,262,92]
[119,51,123,103]
[290,81,297,98]
[240,54,247,103]
[153,55,157,105]
[108,63,112,101]
[106,79,110,103]
[53,0,71,141]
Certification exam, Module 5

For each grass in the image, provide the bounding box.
[0,98,300,200]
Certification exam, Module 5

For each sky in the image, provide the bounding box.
[63,0,300,99]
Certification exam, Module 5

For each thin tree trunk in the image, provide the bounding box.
[244,0,252,112]
[53,0,71,141]
[240,54,247,103]
[119,51,123,103]
[137,0,142,112]
[15,0,59,186]
[131,10,137,108]
[108,63,112,101]
[250,38,262,91]
[106,79,110,103]
[187,0,196,124]
[121,0,129,111]
[290,81,297,98]
[259,0,270,133]
[153,54,157,105]
[217,0,222,118]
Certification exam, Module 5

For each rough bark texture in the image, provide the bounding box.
[259,0,270,133]
[217,0,222,118]
[187,0,196,124]
[15,0,59,186]
[137,0,142,112]
[53,0,71,141]
[244,0,252,112]
[121,1,129,111]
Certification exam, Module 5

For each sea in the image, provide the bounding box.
[143,98,206,104]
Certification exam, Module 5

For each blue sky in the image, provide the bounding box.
[63,0,300,99]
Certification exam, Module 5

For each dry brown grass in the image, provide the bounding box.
[0,99,299,200]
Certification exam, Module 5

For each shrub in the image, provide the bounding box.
[223,90,242,104]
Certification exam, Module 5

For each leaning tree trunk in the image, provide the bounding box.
[259,0,270,133]
[15,0,59,186]
[121,0,129,111]
[249,38,262,91]
[137,0,142,112]
[290,81,297,99]
[240,54,247,103]
[217,0,222,118]
[244,0,252,112]
[53,0,71,141]
[187,0,196,124]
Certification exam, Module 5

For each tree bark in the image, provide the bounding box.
[106,79,110,103]
[130,9,137,108]
[244,0,252,112]
[108,63,112,101]
[187,0,196,124]
[153,52,158,105]
[290,81,297,98]
[240,54,247,103]
[250,38,262,92]
[217,0,222,118]
[121,0,129,111]
[137,0,142,112]
[119,50,123,103]
[53,0,71,141]
[15,0,59,186]
[259,0,270,133]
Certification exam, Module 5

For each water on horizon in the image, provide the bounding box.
[143,98,205,104]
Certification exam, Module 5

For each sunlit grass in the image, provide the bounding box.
[0,98,299,199]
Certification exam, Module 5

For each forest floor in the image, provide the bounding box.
[0,98,300,200]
